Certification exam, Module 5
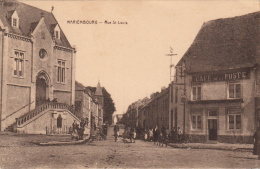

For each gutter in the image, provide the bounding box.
[0,29,4,131]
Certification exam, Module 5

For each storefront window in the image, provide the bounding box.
[228,109,241,130]
[192,115,202,129]
[197,116,202,129]
[229,115,234,129]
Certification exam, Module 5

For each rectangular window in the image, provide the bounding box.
[228,110,241,130]
[228,83,241,99]
[192,115,202,129]
[13,51,24,77]
[192,86,201,101]
[57,60,65,83]
[197,116,202,129]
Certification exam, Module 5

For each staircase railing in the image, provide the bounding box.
[16,102,83,127]
[1,101,34,122]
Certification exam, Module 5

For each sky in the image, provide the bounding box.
[21,0,259,115]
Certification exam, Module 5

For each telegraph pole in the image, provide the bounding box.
[165,47,177,82]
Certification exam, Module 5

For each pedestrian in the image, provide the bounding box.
[161,125,166,138]
[171,127,176,142]
[253,127,260,159]
[102,124,108,140]
[130,127,135,143]
[153,126,158,144]
[149,129,153,142]
[71,121,79,140]
[177,127,183,142]
[114,123,120,142]
[72,120,77,133]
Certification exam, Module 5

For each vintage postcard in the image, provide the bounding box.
[0,0,259,168]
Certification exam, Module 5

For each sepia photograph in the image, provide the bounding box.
[0,0,259,168]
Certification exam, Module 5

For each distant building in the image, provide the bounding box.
[0,0,79,134]
[76,81,104,131]
[85,82,104,128]
[139,87,169,130]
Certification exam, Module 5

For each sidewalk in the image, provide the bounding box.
[168,142,253,152]
[0,131,90,147]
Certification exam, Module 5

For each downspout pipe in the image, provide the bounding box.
[0,29,4,131]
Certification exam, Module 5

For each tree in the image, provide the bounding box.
[102,87,116,125]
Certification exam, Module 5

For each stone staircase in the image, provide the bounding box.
[4,122,16,132]
[5,102,83,132]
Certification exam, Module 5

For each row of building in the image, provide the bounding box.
[0,0,104,134]
[123,11,260,143]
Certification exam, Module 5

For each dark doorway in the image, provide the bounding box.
[208,119,217,140]
[57,114,62,128]
[143,120,146,129]
[36,78,47,107]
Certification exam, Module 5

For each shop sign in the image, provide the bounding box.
[192,68,250,83]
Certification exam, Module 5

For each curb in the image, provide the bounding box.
[39,137,90,146]
[168,144,253,152]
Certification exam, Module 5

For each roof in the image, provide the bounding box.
[95,81,103,96]
[178,11,260,73]
[75,81,85,91]
[0,0,71,48]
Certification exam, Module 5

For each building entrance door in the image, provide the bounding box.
[208,119,217,140]
[36,78,47,107]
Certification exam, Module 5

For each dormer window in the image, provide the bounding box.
[13,18,17,27]
[55,30,59,39]
[11,10,19,28]
[54,24,60,39]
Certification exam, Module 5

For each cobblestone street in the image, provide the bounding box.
[0,127,259,168]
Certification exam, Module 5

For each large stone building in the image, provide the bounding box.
[175,12,260,143]
[0,0,80,134]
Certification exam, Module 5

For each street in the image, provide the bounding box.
[0,127,260,168]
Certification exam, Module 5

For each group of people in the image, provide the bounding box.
[71,120,86,140]
[99,124,108,140]
[113,124,136,143]
[141,126,183,144]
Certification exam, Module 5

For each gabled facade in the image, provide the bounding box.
[0,0,77,133]
[176,12,260,143]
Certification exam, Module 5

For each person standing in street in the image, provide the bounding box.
[114,123,120,142]
[177,127,183,142]
[253,127,260,159]
[153,125,158,144]
[130,127,135,143]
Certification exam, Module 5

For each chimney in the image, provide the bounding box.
[41,12,44,18]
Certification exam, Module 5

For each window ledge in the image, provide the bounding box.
[188,99,243,104]
[13,76,24,79]
[57,82,66,85]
